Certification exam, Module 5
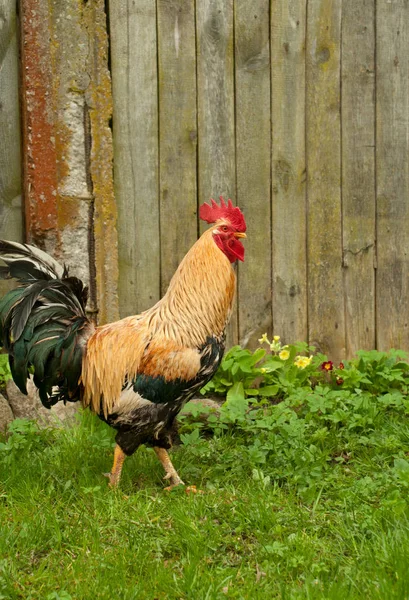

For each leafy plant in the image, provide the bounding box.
[186,340,409,504]
[0,354,11,387]
[327,349,409,395]
[201,335,323,401]
[0,419,44,465]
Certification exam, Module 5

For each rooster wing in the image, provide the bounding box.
[102,334,224,456]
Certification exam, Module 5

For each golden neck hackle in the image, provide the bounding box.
[148,228,236,347]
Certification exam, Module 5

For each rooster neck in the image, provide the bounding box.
[147,230,236,347]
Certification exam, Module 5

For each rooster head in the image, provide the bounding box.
[199,197,247,263]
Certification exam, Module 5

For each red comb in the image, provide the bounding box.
[199,196,246,232]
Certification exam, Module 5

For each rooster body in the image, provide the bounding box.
[0,198,246,487]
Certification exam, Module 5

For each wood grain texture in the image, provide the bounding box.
[84,0,120,324]
[271,0,307,345]
[0,0,22,243]
[306,0,345,362]
[109,0,160,316]
[235,0,271,348]
[196,0,237,346]
[196,0,236,209]
[0,0,23,297]
[342,0,376,355]
[376,0,409,350]
[157,0,197,295]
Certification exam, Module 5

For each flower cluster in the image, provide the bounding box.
[294,355,313,369]
[258,333,287,354]
[320,361,345,385]
[258,334,313,369]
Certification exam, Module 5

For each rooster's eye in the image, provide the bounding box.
[221,226,228,232]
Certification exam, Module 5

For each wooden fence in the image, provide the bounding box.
[109,0,409,361]
[1,1,409,361]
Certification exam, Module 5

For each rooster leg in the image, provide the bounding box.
[153,446,184,489]
[104,444,126,487]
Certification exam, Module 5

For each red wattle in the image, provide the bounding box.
[214,236,245,263]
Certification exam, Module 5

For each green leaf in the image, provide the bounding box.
[258,385,279,397]
[227,382,245,403]
[220,378,233,387]
[261,360,283,372]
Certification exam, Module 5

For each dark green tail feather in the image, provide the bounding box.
[0,242,93,408]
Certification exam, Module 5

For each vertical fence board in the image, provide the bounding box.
[342,0,376,355]
[271,0,307,345]
[109,1,160,316]
[196,0,235,207]
[84,0,120,324]
[306,0,345,361]
[196,0,237,346]
[0,0,23,297]
[157,0,197,294]
[376,1,409,350]
[235,0,271,347]
[0,0,22,243]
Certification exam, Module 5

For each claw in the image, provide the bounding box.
[164,482,184,491]
[103,471,120,488]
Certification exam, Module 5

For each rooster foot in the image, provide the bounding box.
[163,472,185,491]
[104,445,127,488]
[103,472,120,488]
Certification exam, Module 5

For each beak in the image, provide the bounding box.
[234,232,247,239]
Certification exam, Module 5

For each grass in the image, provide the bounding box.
[1,400,409,600]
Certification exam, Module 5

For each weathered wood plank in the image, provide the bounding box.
[0,0,22,243]
[235,0,271,348]
[196,0,237,346]
[196,0,235,209]
[271,0,307,345]
[84,0,119,324]
[306,0,345,361]
[342,0,376,355]
[0,0,23,297]
[376,0,409,350]
[109,1,160,316]
[157,0,197,295]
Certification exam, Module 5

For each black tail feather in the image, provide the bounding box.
[0,241,93,407]
[0,240,66,282]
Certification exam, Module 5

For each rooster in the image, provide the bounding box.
[0,198,246,488]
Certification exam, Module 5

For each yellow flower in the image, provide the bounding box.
[260,368,267,374]
[273,335,280,342]
[258,333,269,345]
[279,349,290,361]
[294,355,313,369]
